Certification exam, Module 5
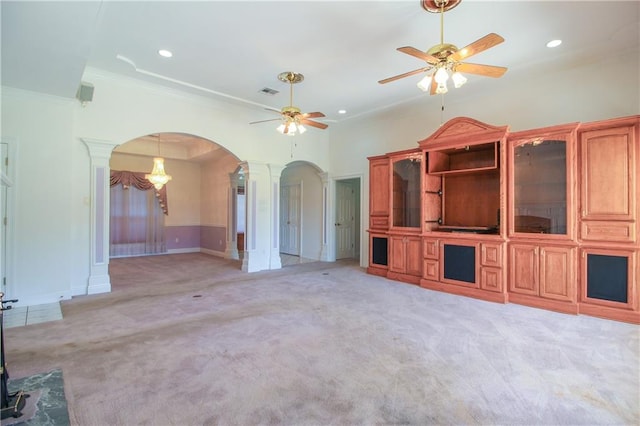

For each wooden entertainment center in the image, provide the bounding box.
[367,116,639,324]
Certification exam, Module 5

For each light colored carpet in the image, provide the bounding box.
[4,253,639,425]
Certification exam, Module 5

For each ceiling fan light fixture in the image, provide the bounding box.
[417,74,433,92]
[297,123,307,134]
[276,123,286,134]
[434,66,449,84]
[451,71,467,88]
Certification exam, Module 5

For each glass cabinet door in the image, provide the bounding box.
[513,139,567,234]
[391,157,421,228]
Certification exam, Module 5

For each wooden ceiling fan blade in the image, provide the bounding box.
[379,67,430,84]
[397,46,439,64]
[301,112,325,119]
[430,76,438,95]
[264,107,281,113]
[456,62,507,78]
[249,118,282,124]
[449,33,505,62]
[300,119,328,129]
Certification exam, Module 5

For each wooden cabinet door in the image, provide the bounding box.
[539,246,575,302]
[580,125,636,221]
[405,236,423,277]
[423,238,439,259]
[423,259,439,281]
[481,267,502,292]
[369,157,390,219]
[481,242,502,267]
[388,235,406,273]
[509,244,538,296]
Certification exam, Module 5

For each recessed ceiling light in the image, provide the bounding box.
[546,39,562,48]
[158,49,173,58]
[338,109,346,114]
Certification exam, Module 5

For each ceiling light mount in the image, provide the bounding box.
[277,71,304,85]
[421,0,461,13]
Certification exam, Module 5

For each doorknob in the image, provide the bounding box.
[335,223,341,226]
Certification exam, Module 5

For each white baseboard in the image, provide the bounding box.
[167,247,201,254]
[200,248,226,258]
[12,289,71,308]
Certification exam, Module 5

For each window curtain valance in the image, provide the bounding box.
[110,170,168,215]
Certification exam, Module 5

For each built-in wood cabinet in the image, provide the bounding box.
[367,115,639,323]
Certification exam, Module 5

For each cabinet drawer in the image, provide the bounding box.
[423,259,439,281]
[481,266,502,293]
[581,221,635,243]
[481,243,502,267]
[424,238,439,259]
[370,216,389,229]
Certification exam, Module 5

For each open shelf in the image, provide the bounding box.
[428,142,498,175]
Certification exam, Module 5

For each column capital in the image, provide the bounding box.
[81,138,118,159]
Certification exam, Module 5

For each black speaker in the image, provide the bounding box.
[76,82,94,104]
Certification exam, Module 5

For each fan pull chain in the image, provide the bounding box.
[440,93,445,125]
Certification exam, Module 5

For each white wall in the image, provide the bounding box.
[2,90,77,304]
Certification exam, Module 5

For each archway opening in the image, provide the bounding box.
[108,132,242,277]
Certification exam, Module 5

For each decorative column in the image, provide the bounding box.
[82,138,118,295]
[225,171,241,260]
[318,172,333,261]
[268,164,285,269]
[240,161,271,272]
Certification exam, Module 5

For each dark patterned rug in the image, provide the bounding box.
[1,369,69,426]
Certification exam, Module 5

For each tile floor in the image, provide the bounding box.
[3,302,63,328]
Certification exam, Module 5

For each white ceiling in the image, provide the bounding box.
[2,1,639,126]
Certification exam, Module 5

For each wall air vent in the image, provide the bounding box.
[259,87,279,95]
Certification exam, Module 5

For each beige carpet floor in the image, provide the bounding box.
[3,253,639,425]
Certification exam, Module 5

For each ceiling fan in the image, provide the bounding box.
[250,71,328,135]
[379,0,507,95]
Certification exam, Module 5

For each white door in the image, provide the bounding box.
[336,180,356,259]
[280,184,301,255]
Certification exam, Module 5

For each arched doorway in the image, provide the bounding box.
[280,161,324,266]
[109,133,242,261]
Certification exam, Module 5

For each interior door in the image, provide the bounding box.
[336,180,356,259]
[280,183,301,255]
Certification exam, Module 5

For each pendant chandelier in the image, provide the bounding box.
[145,135,172,190]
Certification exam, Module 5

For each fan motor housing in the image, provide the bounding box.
[427,43,459,60]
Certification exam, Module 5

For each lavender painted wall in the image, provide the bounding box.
[165,226,201,250]
[200,225,227,252]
